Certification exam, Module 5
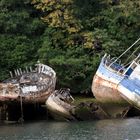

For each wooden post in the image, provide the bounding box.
[19,68,22,75]
[26,67,29,73]
[14,70,17,76]
[17,69,20,76]
[9,71,13,78]
[30,66,32,72]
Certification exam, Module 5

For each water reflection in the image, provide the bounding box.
[0,119,140,140]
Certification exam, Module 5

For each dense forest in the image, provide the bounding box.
[0,0,140,94]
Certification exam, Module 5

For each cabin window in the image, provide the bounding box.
[125,68,133,76]
[125,62,137,76]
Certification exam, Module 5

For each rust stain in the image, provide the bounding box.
[92,74,130,118]
[0,63,56,103]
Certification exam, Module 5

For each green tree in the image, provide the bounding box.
[0,0,45,80]
[32,0,140,93]
[1,0,139,94]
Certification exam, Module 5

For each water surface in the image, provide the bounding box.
[0,118,140,140]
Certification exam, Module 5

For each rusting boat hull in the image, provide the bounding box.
[45,89,75,121]
[0,83,19,102]
[0,84,52,103]
[92,75,129,118]
[92,48,140,117]
[20,91,51,103]
[92,54,131,118]
[46,95,73,120]
[0,63,56,104]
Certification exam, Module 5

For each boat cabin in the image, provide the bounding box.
[124,54,140,86]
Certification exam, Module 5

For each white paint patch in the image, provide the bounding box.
[46,95,70,116]
[135,89,140,95]
[96,60,124,85]
[21,86,38,93]
[130,65,140,87]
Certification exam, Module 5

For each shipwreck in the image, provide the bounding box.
[45,88,76,121]
[92,37,140,118]
[0,62,56,103]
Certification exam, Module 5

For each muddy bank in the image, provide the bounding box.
[72,101,108,120]
[71,96,140,121]
[0,102,48,123]
[46,95,140,121]
[0,96,140,123]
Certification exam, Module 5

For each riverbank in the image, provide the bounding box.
[71,95,108,120]
[0,95,140,123]
[71,95,140,121]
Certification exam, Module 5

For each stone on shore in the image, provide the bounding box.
[71,97,108,120]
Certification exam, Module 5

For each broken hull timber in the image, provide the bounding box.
[0,63,56,104]
[0,85,52,104]
[46,92,75,121]
[92,56,130,118]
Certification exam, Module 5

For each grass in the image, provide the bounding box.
[73,95,97,105]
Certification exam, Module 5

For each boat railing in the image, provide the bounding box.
[9,66,35,78]
[135,53,140,64]
[103,54,125,75]
[9,63,56,80]
[103,52,140,77]
[36,63,56,78]
[102,37,140,75]
[123,60,139,77]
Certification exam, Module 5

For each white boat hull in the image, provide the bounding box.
[92,56,131,118]
[46,93,75,120]
[118,79,140,110]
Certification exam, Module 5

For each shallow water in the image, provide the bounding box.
[0,118,140,140]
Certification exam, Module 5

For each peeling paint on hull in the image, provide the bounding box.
[92,44,140,117]
[45,89,75,121]
[92,74,130,118]
[0,63,56,104]
[0,83,52,103]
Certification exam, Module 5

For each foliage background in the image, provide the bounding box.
[0,0,140,94]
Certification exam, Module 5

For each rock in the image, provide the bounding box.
[72,101,108,120]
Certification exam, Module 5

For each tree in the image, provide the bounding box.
[0,0,46,81]
[32,0,140,93]
[1,0,139,94]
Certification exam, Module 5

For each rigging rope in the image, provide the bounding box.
[109,37,140,67]
[123,45,140,66]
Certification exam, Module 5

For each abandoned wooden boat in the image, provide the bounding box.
[45,88,76,121]
[0,62,56,103]
[92,38,140,118]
